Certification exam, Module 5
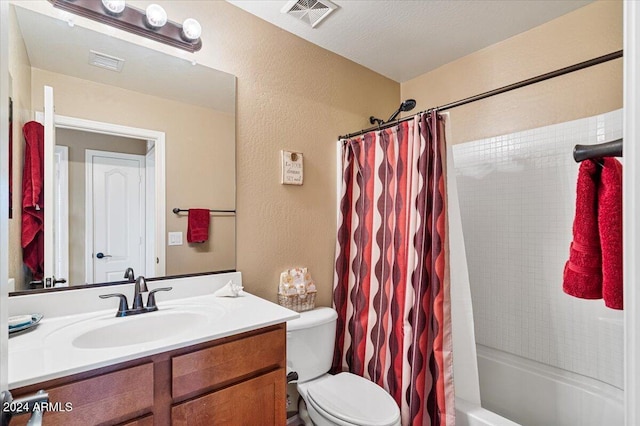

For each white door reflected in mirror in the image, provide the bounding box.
[88,151,146,283]
[37,106,167,288]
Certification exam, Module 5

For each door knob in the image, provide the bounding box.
[96,252,112,259]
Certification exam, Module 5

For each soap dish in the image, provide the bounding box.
[8,314,43,335]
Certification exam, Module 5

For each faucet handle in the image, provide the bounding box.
[146,287,173,311]
[99,293,129,317]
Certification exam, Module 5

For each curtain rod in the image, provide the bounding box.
[339,50,623,140]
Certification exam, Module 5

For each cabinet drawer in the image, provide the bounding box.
[118,414,153,426]
[13,363,154,426]
[172,326,285,400]
[171,368,286,426]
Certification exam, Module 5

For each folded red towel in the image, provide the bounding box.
[599,158,623,309]
[187,209,210,243]
[563,160,602,299]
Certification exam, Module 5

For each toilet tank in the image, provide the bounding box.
[286,307,338,383]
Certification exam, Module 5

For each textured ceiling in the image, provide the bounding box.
[227,0,594,83]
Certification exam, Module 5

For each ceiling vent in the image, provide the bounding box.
[281,0,338,28]
[88,50,125,72]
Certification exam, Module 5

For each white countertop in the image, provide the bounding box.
[8,273,299,389]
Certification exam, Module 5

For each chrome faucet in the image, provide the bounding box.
[123,267,135,283]
[99,275,172,317]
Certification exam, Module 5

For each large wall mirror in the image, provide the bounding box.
[7,3,236,293]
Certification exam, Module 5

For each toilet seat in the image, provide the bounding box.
[305,372,400,426]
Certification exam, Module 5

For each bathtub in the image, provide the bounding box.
[455,398,519,426]
[475,344,624,426]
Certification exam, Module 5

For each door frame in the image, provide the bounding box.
[54,145,69,285]
[624,1,640,424]
[36,112,166,279]
[85,149,146,283]
[0,0,9,391]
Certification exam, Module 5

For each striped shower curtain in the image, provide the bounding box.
[333,113,455,426]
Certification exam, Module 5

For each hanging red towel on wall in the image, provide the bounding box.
[598,158,623,309]
[563,160,603,299]
[187,209,210,243]
[563,158,623,310]
[21,121,45,280]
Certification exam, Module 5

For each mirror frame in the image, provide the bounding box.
[9,269,235,296]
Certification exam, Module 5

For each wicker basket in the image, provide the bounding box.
[278,292,316,312]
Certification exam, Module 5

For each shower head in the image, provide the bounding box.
[369,99,418,126]
[387,99,417,122]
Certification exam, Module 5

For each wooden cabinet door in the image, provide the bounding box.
[11,363,154,426]
[171,368,286,426]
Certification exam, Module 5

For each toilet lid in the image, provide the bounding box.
[306,373,400,426]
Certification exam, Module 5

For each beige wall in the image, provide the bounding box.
[7,1,620,306]
[401,0,623,145]
[27,68,237,281]
[120,1,622,306]
[123,1,401,306]
[7,5,32,290]
[7,0,400,303]
[56,128,147,286]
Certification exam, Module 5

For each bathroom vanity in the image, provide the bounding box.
[7,273,297,425]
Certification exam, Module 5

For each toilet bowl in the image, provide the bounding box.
[287,308,401,426]
[298,372,401,426]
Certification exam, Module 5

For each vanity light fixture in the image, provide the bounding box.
[181,18,202,42]
[48,0,202,52]
[145,4,168,29]
[101,0,125,16]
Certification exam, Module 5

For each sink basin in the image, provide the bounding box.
[72,311,208,349]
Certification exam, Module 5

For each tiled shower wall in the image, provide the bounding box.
[452,110,624,389]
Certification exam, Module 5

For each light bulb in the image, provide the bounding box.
[101,0,126,15]
[181,18,202,42]
[145,4,167,29]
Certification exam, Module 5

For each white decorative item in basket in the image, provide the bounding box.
[278,267,317,312]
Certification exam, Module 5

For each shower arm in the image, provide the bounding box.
[369,99,417,127]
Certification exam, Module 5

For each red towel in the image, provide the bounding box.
[599,158,623,309]
[187,209,210,243]
[563,158,624,310]
[563,160,602,299]
[21,121,45,280]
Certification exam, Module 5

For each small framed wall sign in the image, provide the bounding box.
[281,150,304,185]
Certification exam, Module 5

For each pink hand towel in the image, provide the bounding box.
[598,158,623,309]
[563,160,602,299]
[187,209,210,243]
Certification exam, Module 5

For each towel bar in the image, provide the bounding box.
[573,139,622,162]
[172,208,236,214]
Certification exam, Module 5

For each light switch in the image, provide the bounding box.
[168,232,183,246]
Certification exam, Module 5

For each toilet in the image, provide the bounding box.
[287,307,401,426]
